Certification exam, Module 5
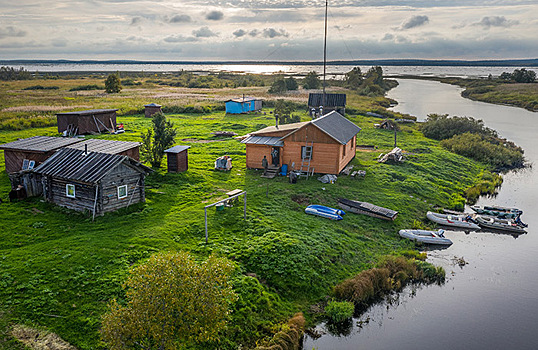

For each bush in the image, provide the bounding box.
[23,85,59,90]
[421,114,496,140]
[268,78,288,94]
[0,66,32,80]
[69,84,103,91]
[325,301,354,323]
[105,73,122,93]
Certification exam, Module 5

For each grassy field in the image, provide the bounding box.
[0,77,488,349]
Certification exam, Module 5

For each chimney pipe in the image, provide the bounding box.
[275,114,279,129]
[85,144,88,155]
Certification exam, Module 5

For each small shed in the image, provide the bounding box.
[33,148,151,216]
[225,97,262,114]
[56,109,118,135]
[66,138,141,161]
[0,136,83,174]
[144,103,162,118]
[308,93,346,117]
[164,145,190,173]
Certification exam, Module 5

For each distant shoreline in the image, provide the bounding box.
[1,58,537,67]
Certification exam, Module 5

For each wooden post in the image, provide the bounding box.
[243,192,247,220]
[204,207,208,244]
[92,185,99,221]
[394,128,397,148]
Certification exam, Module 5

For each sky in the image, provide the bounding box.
[1,0,537,61]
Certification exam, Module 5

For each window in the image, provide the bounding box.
[118,185,128,199]
[22,159,29,170]
[66,184,76,198]
[28,160,35,169]
[301,146,313,160]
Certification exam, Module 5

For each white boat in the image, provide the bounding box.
[426,211,480,230]
[398,229,453,245]
[474,215,527,234]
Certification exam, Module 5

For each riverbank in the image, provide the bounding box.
[0,77,492,349]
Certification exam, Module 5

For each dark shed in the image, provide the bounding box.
[66,138,141,161]
[56,109,118,135]
[144,103,162,118]
[164,145,190,173]
[308,93,346,117]
[0,136,83,174]
[33,148,151,216]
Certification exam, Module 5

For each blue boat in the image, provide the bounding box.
[305,205,344,220]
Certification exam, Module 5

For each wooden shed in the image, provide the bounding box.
[56,109,118,135]
[65,138,141,161]
[144,103,162,118]
[225,97,262,114]
[0,136,83,174]
[33,148,151,216]
[242,111,360,175]
[308,93,346,117]
[164,145,190,173]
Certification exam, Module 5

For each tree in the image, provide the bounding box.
[105,72,122,93]
[274,99,300,124]
[285,76,298,91]
[303,71,321,89]
[141,112,177,168]
[101,251,237,350]
[344,67,363,88]
[268,78,288,94]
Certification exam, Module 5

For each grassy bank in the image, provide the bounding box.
[0,78,489,349]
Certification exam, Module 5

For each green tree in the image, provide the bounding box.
[101,251,237,350]
[268,78,288,94]
[285,76,298,90]
[105,72,122,93]
[141,112,177,168]
[344,67,363,88]
[303,71,321,89]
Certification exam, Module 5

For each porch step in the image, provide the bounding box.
[261,165,280,179]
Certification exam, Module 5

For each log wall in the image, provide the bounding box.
[100,164,145,213]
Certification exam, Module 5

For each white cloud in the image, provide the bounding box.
[0,26,27,39]
[169,15,192,23]
[192,26,218,38]
[400,15,429,30]
[474,16,519,28]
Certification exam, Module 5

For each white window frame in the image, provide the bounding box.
[117,185,128,199]
[301,145,313,160]
[66,184,76,198]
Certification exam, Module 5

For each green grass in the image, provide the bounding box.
[0,80,490,349]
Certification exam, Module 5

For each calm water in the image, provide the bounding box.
[7,62,532,79]
[303,80,538,350]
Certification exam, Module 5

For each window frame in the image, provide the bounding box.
[301,145,313,160]
[66,184,76,198]
[117,184,128,199]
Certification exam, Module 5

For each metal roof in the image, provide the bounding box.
[311,111,361,145]
[0,136,83,153]
[250,121,308,135]
[308,93,346,107]
[241,135,284,147]
[56,109,118,116]
[165,145,191,153]
[144,103,162,107]
[66,139,141,154]
[225,97,261,103]
[33,148,151,184]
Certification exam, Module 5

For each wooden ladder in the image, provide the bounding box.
[299,141,313,178]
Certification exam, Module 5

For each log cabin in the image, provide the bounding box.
[308,93,346,117]
[242,111,361,175]
[33,148,151,216]
[65,138,141,161]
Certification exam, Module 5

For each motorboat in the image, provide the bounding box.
[305,205,344,220]
[426,211,480,230]
[398,229,453,245]
[470,205,522,218]
[474,215,527,234]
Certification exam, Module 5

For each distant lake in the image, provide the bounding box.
[7,62,534,79]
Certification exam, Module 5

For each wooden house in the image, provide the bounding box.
[164,145,190,173]
[242,111,361,174]
[0,136,83,174]
[225,97,262,114]
[56,109,118,135]
[144,103,162,118]
[65,138,141,161]
[308,93,346,117]
[33,148,151,216]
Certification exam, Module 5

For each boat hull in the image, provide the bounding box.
[475,215,526,234]
[398,229,453,245]
[426,211,480,230]
[305,205,344,220]
[338,198,398,221]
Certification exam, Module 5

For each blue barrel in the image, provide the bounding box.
[280,164,288,176]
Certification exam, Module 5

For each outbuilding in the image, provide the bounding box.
[164,145,190,173]
[242,111,360,175]
[33,148,151,217]
[56,109,118,135]
[308,93,346,117]
[0,136,83,174]
[144,103,162,118]
[225,97,262,114]
[65,138,141,161]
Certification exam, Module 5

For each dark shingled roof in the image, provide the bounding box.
[66,139,141,154]
[33,148,151,184]
[56,109,118,116]
[0,136,83,153]
[308,93,346,107]
[310,111,361,144]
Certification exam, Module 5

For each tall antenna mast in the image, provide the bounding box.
[322,0,328,115]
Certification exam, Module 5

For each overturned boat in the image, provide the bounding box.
[338,198,398,221]
[474,215,527,234]
[398,229,453,246]
[426,211,480,230]
[470,205,522,218]
[305,205,344,220]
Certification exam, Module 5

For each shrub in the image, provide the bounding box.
[325,301,354,323]
[23,85,59,90]
[105,73,122,93]
[69,84,103,91]
[333,267,390,304]
[421,114,496,140]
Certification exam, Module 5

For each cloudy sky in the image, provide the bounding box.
[1,0,537,61]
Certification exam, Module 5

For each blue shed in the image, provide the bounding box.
[225,97,262,114]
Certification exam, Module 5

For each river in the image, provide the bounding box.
[303,79,538,350]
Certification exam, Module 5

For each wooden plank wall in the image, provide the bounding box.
[119,147,140,161]
[337,135,356,173]
[282,141,341,174]
[48,177,97,213]
[245,144,274,169]
[3,150,52,174]
[100,164,145,213]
